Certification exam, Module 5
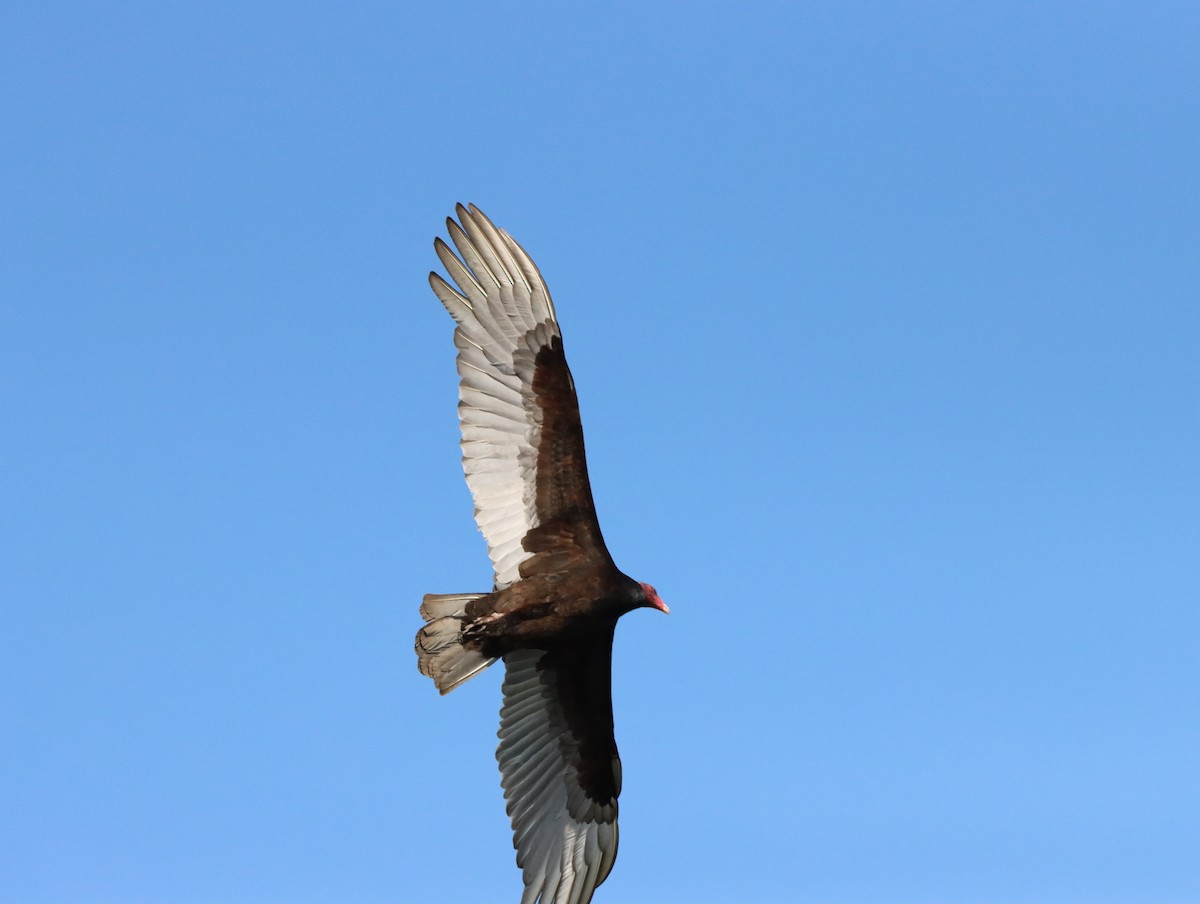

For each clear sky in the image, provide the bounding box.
[2,4,1198,903]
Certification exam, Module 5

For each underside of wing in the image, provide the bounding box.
[429,204,607,588]
[497,646,621,904]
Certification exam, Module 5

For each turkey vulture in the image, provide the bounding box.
[415,204,668,904]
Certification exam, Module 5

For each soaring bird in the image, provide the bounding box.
[416,204,668,904]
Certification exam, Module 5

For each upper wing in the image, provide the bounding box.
[429,204,609,589]
[498,641,621,904]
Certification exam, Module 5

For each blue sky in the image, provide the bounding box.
[2,3,1198,903]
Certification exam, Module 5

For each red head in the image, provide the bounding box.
[639,582,669,614]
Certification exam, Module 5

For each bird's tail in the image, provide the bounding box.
[415,593,498,694]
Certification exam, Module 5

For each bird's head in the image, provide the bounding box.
[638,582,670,614]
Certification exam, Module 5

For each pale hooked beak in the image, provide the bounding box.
[640,582,669,614]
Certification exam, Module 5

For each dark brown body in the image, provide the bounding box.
[461,570,646,654]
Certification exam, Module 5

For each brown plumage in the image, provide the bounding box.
[415,204,668,904]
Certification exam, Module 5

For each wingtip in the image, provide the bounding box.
[468,204,500,233]
[458,202,493,226]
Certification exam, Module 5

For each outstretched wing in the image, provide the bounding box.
[498,641,622,904]
[429,204,610,589]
